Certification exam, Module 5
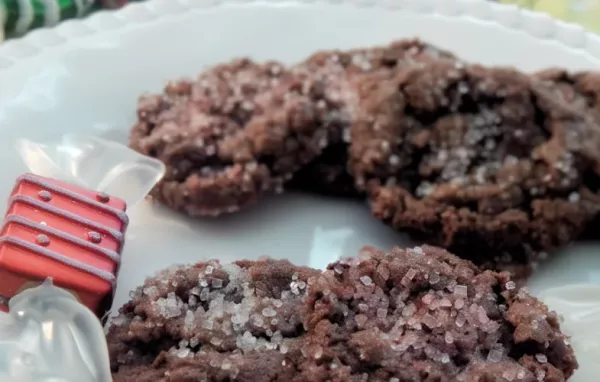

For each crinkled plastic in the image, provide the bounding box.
[0,279,113,382]
[0,135,165,382]
[16,135,165,208]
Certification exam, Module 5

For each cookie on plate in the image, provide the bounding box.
[107,259,320,381]
[301,38,456,77]
[288,39,458,197]
[129,59,356,216]
[107,246,577,381]
[535,68,600,111]
[535,68,600,240]
[350,61,600,281]
[299,245,577,381]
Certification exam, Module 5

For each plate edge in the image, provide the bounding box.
[1,0,600,72]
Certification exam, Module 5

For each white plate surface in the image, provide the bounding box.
[2,0,600,379]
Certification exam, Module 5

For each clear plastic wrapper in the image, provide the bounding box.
[0,135,165,382]
[0,279,112,382]
[16,135,165,208]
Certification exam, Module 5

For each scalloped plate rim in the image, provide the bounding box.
[2,0,600,74]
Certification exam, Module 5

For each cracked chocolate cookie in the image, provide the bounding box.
[350,61,600,281]
[535,68,600,112]
[299,245,577,381]
[107,259,320,381]
[289,39,457,197]
[107,246,577,382]
[129,59,356,216]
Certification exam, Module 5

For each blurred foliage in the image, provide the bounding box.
[499,0,600,33]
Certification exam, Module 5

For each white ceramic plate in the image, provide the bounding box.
[2,0,600,379]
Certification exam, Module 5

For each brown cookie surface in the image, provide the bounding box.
[299,246,577,381]
[349,61,600,280]
[535,68,600,111]
[289,39,458,197]
[534,68,600,241]
[108,259,320,381]
[128,40,600,282]
[130,59,356,216]
[107,246,577,381]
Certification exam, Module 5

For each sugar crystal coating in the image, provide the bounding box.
[108,259,319,381]
[299,245,576,381]
[288,38,457,197]
[130,58,356,217]
[357,61,600,282]
[129,38,600,281]
[107,246,576,381]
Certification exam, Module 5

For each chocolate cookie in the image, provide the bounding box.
[350,61,600,280]
[535,68,600,111]
[107,247,577,381]
[130,59,356,216]
[300,38,457,76]
[299,245,577,381]
[534,69,600,241]
[289,39,458,197]
[107,259,321,381]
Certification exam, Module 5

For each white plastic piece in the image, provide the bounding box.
[0,279,112,382]
[16,135,165,208]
